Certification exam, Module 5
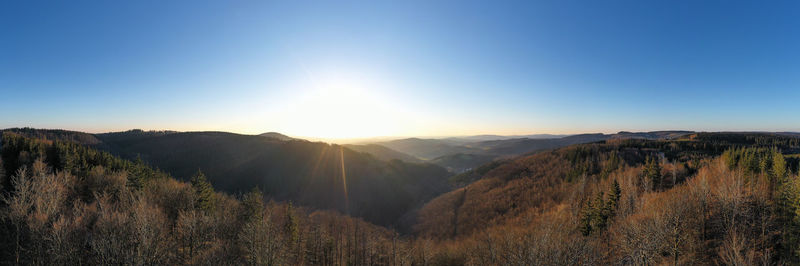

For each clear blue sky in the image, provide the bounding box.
[2,1,800,139]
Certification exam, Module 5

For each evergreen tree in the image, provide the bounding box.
[644,156,662,191]
[590,192,608,231]
[0,158,4,190]
[126,157,146,191]
[600,151,621,180]
[580,200,594,236]
[744,149,760,174]
[759,150,773,178]
[605,179,622,218]
[56,143,76,173]
[777,173,800,260]
[285,202,299,244]
[242,187,265,222]
[190,170,215,212]
[580,183,623,236]
[722,148,738,169]
[772,149,787,183]
[608,150,621,170]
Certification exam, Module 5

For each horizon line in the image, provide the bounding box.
[5,126,800,142]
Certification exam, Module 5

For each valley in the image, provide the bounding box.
[3,128,800,264]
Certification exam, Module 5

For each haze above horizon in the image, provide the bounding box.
[3,1,800,139]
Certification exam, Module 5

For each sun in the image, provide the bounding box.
[275,69,412,140]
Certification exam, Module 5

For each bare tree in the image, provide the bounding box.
[131,197,173,264]
[719,229,755,266]
[3,167,33,264]
[90,193,136,265]
[175,209,214,263]
[239,213,282,265]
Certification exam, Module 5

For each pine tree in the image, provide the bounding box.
[285,202,299,245]
[580,200,594,236]
[601,151,621,180]
[644,156,662,191]
[590,192,608,231]
[760,150,773,177]
[580,185,622,236]
[608,150,621,170]
[605,179,622,218]
[580,200,594,235]
[722,148,738,169]
[744,150,760,174]
[772,149,787,183]
[283,201,300,262]
[242,187,265,222]
[0,158,5,191]
[57,144,76,173]
[127,157,146,191]
[777,173,800,260]
[190,170,215,212]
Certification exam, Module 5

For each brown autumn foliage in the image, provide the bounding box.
[4,132,800,265]
[415,144,666,239]
[0,157,422,265]
[412,142,792,265]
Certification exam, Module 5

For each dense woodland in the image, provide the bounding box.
[5,129,800,264]
[2,129,452,230]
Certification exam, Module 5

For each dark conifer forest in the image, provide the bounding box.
[4,129,800,264]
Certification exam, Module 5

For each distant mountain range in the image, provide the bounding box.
[0,128,698,175]
[440,134,569,143]
[363,131,695,172]
[343,144,424,163]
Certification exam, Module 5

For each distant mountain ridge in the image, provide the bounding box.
[0,128,696,175]
[365,131,695,172]
[376,138,480,160]
[441,134,569,143]
[259,132,298,141]
[343,144,424,163]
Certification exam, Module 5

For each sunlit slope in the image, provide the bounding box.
[414,132,800,239]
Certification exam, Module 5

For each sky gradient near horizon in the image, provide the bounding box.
[3,1,800,139]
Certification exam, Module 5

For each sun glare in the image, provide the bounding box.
[276,69,413,140]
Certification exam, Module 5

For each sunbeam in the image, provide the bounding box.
[339,146,349,215]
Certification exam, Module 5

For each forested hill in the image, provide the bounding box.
[411,132,800,264]
[7,129,800,264]
[1,128,452,228]
[343,144,424,164]
[0,131,418,265]
[367,131,693,173]
[95,131,452,227]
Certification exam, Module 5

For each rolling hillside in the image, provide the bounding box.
[7,129,800,264]
[97,131,452,228]
[414,132,800,239]
[365,131,693,173]
[375,138,480,160]
[343,144,424,163]
[2,128,452,228]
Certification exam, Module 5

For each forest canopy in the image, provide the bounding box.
[4,130,800,264]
